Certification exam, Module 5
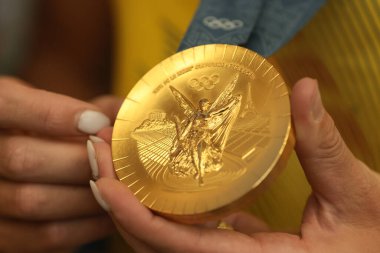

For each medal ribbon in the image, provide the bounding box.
[178,0,326,56]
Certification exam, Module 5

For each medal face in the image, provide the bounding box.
[112,44,293,222]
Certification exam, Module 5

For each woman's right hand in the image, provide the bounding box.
[0,77,120,253]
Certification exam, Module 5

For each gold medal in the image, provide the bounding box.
[112,44,294,223]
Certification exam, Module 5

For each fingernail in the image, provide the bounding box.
[311,80,324,122]
[90,180,110,211]
[87,139,99,180]
[89,135,105,143]
[78,110,110,134]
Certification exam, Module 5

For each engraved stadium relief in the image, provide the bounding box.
[132,73,267,188]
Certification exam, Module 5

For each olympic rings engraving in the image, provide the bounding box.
[203,16,244,31]
[188,74,220,91]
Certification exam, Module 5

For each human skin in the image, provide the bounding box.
[90,78,380,253]
[0,1,116,251]
[0,77,123,253]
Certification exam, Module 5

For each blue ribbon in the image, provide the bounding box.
[178,0,326,56]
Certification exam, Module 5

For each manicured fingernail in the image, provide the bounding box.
[87,139,99,179]
[311,80,324,122]
[89,135,105,143]
[78,110,110,134]
[90,180,110,211]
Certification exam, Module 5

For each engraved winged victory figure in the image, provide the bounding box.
[169,73,242,185]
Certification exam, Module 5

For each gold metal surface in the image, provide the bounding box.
[112,44,294,223]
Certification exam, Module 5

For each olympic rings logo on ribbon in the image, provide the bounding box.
[188,74,220,91]
[203,16,244,31]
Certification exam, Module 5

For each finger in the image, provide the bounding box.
[88,135,155,253]
[0,180,104,220]
[115,227,156,253]
[0,77,110,135]
[90,95,123,123]
[97,126,113,144]
[0,134,90,184]
[87,135,116,179]
[93,178,260,253]
[0,215,114,253]
[291,78,374,206]
[223,212,270,235]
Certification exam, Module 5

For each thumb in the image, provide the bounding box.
[291,78,373,208]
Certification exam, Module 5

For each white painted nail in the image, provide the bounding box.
[78,110,110,134]
[89,135,105,143]
[89,180,110,211]
[87,140,99,180]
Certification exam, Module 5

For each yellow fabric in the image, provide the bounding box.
[112,0,200,96]
[110,0,380,250]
